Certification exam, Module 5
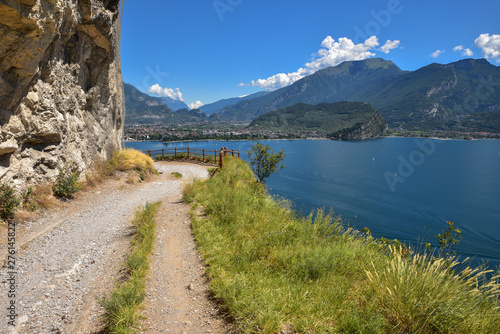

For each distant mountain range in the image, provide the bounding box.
[161,97,190,111]
[199,91,269,115]
[124,58,500,132]
[219,58,500,131]
[124,83,208,124]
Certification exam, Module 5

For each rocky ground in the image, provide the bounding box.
[0,162,234,334]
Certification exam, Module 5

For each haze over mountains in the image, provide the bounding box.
[125,58,500,132]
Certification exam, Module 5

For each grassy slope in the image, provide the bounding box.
[185,157,500,334]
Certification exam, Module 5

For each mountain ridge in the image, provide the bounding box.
[216,58,500,132]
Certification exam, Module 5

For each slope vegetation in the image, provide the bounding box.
[250,101,388,139]
[185,157,500,334]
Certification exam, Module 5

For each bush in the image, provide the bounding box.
[0,183,20,220]
[109,149,156,175]
[53,164,82,199]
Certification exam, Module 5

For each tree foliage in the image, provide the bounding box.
[246,142,285,183]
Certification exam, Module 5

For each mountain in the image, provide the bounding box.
[200,91,269,115]
[219,58,406,121]
[124,83,173,123]
[217,58,500,132]
[352,58,500,130]
[124,83,208,124]
[250,101,388,139]
[161,97,190,111]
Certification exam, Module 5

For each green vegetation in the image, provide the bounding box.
[0,183,20,221]
[184,157,500,333]
[99,202,160,334]
[170,172,183,179]
[434,221,463,255]
[53,163,82,199]
[246,142,285,183]
[250,102,388,139]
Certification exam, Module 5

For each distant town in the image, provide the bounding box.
[124,124,500,142]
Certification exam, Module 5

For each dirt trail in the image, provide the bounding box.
[139,193,234,334]
[0,162,233,334]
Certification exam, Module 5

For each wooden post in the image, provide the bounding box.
[231,149,235,156]
[202,149,205,161]
[174,147,177,159]
[162,148,164,159]
[187,147,190,159]
[148,150,151,157]
[219,149,224,169]
[238,150,240,158]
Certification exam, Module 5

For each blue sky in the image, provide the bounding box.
[121,0,500,108]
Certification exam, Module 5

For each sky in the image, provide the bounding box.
[121,0,500,109]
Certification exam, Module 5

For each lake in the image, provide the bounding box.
[126,138,500,269]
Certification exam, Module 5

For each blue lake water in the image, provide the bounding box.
[126,138,500,269]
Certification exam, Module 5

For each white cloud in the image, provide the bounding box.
[431,49,445,58]
[241,36,399,91]
[462,48,473,57]
[148,84,185,101]
[380,40,401,54]
[188,101,204,109]
[453,45,473,57]
[475,33,500,62]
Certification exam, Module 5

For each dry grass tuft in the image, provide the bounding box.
[109,149,156,174]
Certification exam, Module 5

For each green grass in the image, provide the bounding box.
[99,202,160,334]
[184,157,500,333]
[170,172,183,179]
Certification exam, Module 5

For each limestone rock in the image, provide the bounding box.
[0,0,124,189]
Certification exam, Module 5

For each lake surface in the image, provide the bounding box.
[126,138,500,269]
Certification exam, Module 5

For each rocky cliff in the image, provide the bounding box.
[0,0,124,189]
[329,111,388,140]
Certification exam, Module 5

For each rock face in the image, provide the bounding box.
[0,0,124,189]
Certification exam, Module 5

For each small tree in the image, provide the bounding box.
[434,221,462,255]
[246,142,285,183]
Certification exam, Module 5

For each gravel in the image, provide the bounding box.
[0,162,209,334]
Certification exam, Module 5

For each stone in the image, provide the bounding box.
[0,138,17,155]
[0,0,124,190]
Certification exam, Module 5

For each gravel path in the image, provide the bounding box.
[0,162,230,334]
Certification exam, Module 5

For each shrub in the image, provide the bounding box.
[53,164,82,199]
[108,149,157,175]
[0,183,20,220]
